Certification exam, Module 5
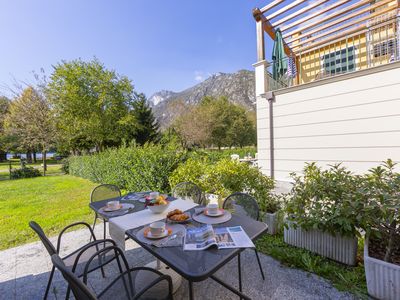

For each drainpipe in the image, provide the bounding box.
[265,91,275,179]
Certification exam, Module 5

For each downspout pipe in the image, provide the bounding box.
[264,91,275,179]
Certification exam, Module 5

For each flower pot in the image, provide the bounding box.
[263,212,280,235]
[284,221,358,266]
[364,237,400,300]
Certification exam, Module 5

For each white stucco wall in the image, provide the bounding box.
[257,63,400,182]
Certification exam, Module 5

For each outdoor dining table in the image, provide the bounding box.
[89,192,268,300]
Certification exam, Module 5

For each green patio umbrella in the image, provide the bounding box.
[272,29,288,80]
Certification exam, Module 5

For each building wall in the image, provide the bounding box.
[257,63,400,182]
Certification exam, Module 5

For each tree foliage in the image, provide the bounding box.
[46,58,136,152]
[173,96,256,149]
[0,96,10,161]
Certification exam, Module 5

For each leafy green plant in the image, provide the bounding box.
[286,163,365,237]
[10,167,41,179]
[169,157,275,207]
[68,144,187,193]
[362,159,400,263]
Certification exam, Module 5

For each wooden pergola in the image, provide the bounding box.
[253,0,399,61]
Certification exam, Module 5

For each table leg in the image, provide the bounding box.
[238,252,242,299]
[189,280,194,300]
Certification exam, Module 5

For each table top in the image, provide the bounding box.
[126,206,267,282]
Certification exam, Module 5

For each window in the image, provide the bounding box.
[322,46,356,75]
[372,39,397,57]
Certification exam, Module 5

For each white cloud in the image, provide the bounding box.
[194,71,205,82]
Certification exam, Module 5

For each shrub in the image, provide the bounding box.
[68,144,187,193]
[285,163,365,237]
[10,167,41,179]
[61,158,69,174]
[169,157,275,208]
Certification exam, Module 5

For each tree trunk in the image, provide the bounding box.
[0,150,6,162]
[42,150,47,175]
[26,151,32,163]
[33,152,37,163]
[384,221,397,263]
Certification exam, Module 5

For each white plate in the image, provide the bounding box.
[145,229,169,239]
[204,209,224,217]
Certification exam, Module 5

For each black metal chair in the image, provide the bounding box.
[29,221,116,299]
[90,184,121,239]
[51,245,173,300]
[172,182,203,205]
[222,192,265,280]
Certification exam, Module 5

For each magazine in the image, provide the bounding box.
[183,225,255,251]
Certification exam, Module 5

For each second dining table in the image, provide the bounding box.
[89,192,268,300]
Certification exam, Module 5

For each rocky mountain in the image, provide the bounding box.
[148,69,255,128]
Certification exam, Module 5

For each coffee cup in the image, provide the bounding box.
[207,203,219,215]
[107,200,120,209]
[149,221,166,236]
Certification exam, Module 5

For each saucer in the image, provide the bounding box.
[204,208,224,217]
[143,228,171,239]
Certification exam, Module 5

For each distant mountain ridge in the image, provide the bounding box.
[148,69,255,128]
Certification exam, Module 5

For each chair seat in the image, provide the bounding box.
[63,240,116,277]
[97,268,170,300]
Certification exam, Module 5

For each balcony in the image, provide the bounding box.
[253,1,400,93]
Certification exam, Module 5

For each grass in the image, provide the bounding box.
[0,175,97,250]
[256,233,367,298]
[0,159,63,181]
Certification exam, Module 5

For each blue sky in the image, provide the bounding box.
[0,0,270,98]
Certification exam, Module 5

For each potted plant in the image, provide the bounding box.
[258,193,285,235]
[284,163,363,266]
[362,159,400,300]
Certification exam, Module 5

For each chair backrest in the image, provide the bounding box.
[29,221,57,256]
[51,254,97,300]
[222,192,260,221]
[172,182,203,204]
[90,184,121,203]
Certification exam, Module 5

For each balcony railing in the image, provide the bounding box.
[267,14,400,91]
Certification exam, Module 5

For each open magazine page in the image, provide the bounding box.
[184,225,217,251]
[214,226,255,249]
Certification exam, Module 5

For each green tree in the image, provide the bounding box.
[0,96,10,161]
[130,93,159,145]
[46,58,136,153]
[4,87,56,171]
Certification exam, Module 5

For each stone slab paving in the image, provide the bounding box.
[0,224,357,300]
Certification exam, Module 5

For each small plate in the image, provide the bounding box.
[143,228,171,239]
[204,208,224,217]
[103,204,123,212]
[167,213,191,223]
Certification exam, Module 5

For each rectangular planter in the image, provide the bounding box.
[263,212,280,235]
[284,221,358,266]
[364,238,400,300]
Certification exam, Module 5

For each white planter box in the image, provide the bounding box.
[364,238,400,300]
[263,212,280,235]
[284,221,358,266]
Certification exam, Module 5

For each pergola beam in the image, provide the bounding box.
[266,0,308,20]
[272,0,329,28]
[287,0,396,46]
[283,0,372,38]
[260,0,286,14]
[280,0,351,32]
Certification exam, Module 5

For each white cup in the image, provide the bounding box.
[149,192,159,199]
[107,200,120,209]
[207,203,219,215]
[149,221,165,236]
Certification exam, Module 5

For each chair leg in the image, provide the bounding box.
[91,215,97,242]
[103,220,107,240]
[44,265,55,299]
[238,252,242,298]
[254,249,265,280]
[65,286,71,300]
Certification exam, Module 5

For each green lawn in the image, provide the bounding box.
[256,234,367,298]
[0,175,97,250]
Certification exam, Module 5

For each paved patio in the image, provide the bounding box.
[0,224,356,300]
